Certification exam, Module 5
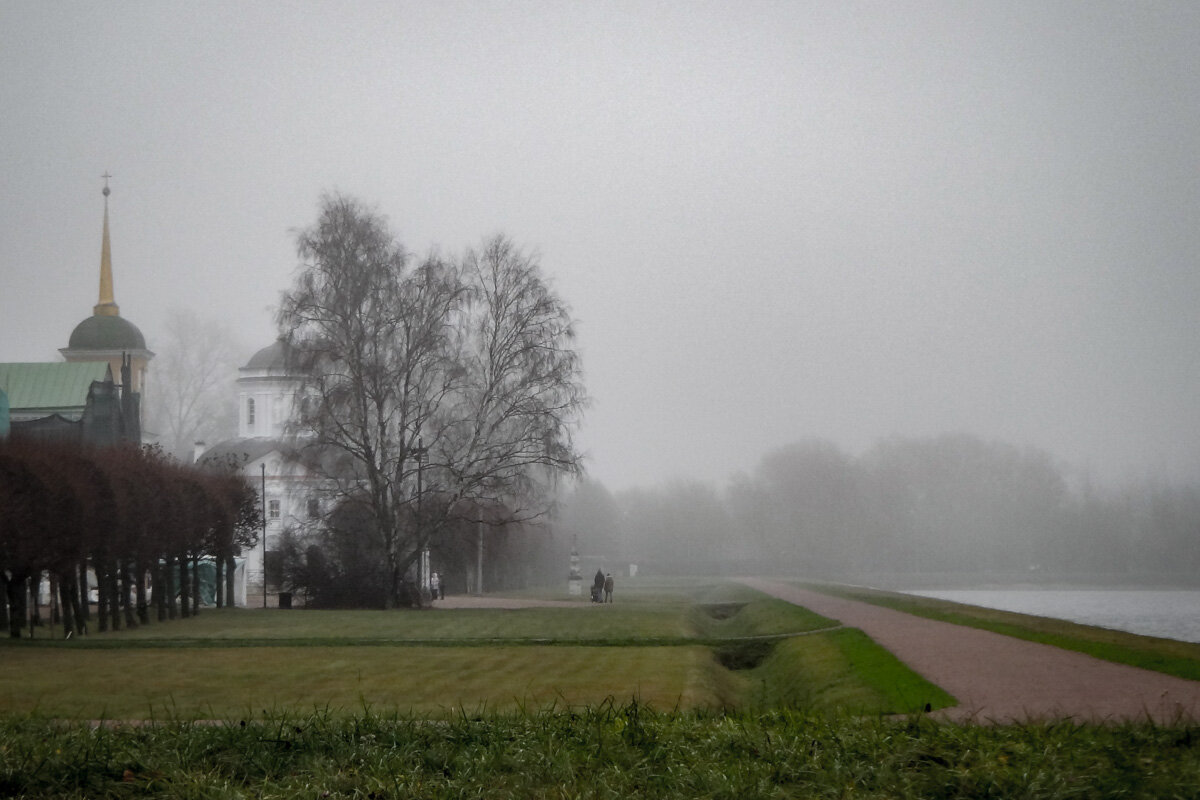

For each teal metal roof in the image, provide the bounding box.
[0,362,112,415]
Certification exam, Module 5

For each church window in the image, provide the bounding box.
[268,498,280,519]
[247,398,256,428]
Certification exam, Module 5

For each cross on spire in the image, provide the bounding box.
[95,173,118,315]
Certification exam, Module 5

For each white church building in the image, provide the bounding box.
[198,339,321,606]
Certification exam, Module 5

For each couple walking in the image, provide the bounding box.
[592,569,614,603]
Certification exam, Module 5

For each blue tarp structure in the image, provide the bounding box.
[159,559,219,607]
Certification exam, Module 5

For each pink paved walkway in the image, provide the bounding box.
[743,578,1200,723]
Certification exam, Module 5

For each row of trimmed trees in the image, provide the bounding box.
[0,437,260,638]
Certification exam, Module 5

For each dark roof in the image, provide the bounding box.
[199,436,357,476]
[244,339,296,371]
[198,437,292,467]
[67,314,147,351]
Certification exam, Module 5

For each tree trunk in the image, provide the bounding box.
[58,571,76,638]
[49,573,61,626]
[226,554,236,608]
[190,555,201,615]
[165,556,178,620]
[29,573,43,633]
[107,558,121,632]
[77,560,91,624]
[178,553,190,618]
[214,557,224,608]
[154,560,168,622]
[68,570,86,635]
[135,560,149,626]
[120,559,138,629]
[94,554,109,632]
[0,573,9,634]
[7,574,27,638]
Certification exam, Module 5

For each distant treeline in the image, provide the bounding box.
[555,434,1200,580]
[0,438,260,638]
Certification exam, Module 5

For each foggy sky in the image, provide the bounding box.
[2,1,1198,491]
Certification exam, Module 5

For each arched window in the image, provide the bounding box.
[247,398,256,428]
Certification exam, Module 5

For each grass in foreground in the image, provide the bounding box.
[809,583,1200,682]
[4,707,1200,799]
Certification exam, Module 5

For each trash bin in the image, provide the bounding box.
[278,592,292,609]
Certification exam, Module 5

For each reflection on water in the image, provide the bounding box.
[905,589,1200,644]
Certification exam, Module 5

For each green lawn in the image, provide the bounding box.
[6,579,1200,797]
[72,604,692,645]
[0,578,950,719]
[0,645,719,719]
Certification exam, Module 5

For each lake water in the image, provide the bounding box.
[904,589,1200,644]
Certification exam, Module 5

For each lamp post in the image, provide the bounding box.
[413,437,427,598]
[260,462,267,609]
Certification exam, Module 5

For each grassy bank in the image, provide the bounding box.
[4,707,1199,799]
[690,583,955,714]
[810,583,1200,682]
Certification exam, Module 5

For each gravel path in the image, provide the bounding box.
[431,595,585,609]
[742,578,1200,723]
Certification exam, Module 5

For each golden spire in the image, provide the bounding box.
[94,172,120,316]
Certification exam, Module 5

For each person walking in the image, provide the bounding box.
[430,572,440,602]
[604,573,614,603]
[592,568,605,603]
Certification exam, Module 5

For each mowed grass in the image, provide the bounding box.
[0,578,954,719]
[76,604,691,645]
[66,578,697,645]
[809,582,1200,682]
[0,645,719,719]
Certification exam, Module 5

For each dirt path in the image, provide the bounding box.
[742,578,1200,723]
[431,595,585,609]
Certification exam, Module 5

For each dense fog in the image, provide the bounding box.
[551,434,1200,585]
[5,4,1200,497]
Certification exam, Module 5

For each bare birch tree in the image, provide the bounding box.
[441,234,586,515]
[278,196,585,607]
[279,195,464,606]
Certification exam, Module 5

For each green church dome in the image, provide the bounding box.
[67,314,147,351]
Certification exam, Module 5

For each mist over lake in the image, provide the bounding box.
[907,588,1200,644]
